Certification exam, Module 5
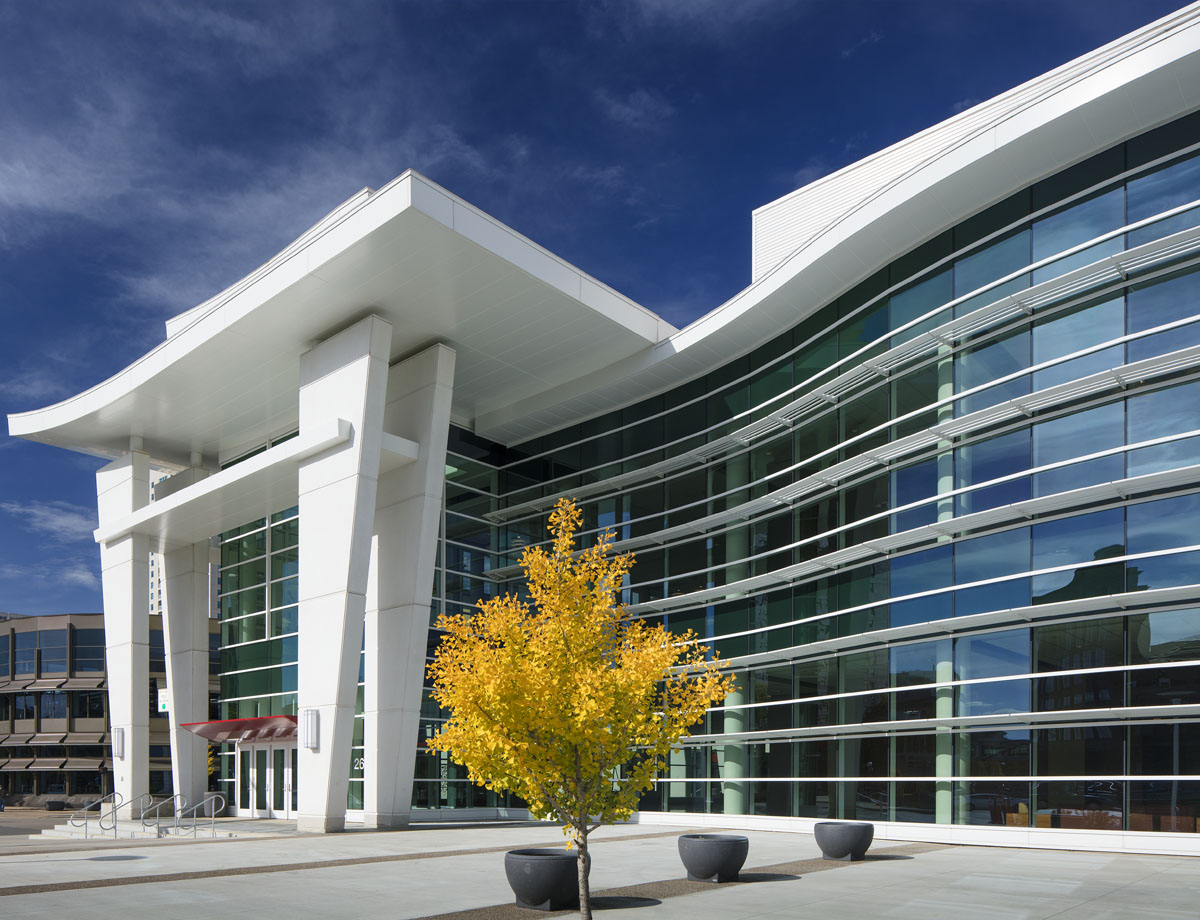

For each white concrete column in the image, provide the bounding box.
[97,447,151,818]
[161,525,213,809]
[296,315,391,833]
[363,344,455,828]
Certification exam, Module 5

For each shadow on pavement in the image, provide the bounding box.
[737,872,801,882]
[592,895,660,910]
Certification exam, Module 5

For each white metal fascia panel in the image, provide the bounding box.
[93,418,351,548]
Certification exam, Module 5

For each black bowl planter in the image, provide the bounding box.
[813,821,874,861]
[677,833,749,882]
[504,848,591,911]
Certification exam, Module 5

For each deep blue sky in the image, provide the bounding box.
[0,0,1186,615]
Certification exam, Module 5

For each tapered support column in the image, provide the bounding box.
[363,344,455,828]
[162,531,213,808]
[97,448,151,818]
[296,315,391,833]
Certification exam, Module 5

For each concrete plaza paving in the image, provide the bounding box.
[0,814,1195,919]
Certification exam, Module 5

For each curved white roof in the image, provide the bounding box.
[9,3,1200,458]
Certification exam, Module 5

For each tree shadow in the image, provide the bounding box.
[592,896,661,910]
[737,872,801,883]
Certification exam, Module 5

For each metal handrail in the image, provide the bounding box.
[129,792,154,822]
[177,794,225,838]
[141,794,188,834]
[69,792,123,840]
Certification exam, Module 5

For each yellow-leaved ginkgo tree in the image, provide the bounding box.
[427,498,734,919]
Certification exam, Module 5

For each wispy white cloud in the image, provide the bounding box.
[595,88,676,131]
[591,0,789,41]
[0,369,75,404]
[792,158,833,189]
[0,559,100,595]
[0,499,97,543]
[841,30,883,58]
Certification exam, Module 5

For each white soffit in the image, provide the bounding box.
[7,171,673,464]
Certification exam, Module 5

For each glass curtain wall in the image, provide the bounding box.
[422,111,1200,831]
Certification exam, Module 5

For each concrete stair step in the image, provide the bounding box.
[30,819,166,840]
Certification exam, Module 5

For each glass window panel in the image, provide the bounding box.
[955,529,1030,584]
[1128,780,1200,833]
[1130,547,1200,595]
[793,335,838,385]
[961,730,1030,777]
[794,657,838,728]
[1036,726,1123,775]
[1130,724,1200,775]
[839,303,888,360]
[957,577,1030,620]
[956,230,1030,297]
[890,639,947,687]
[1127,266,1200,335]
[1032,562,1124,605]
[1127,493,1200,555]
[1032,508,1125,571]
[889,545,952,600]
[1127,151,1200,245]
[1033,238,1124,284]
[894,735,936,776]
[890,269,952,344]
[1129,608,1200,664]
[1034,403,1124,468]
[1035,672,1122,711]
[839,386,889,455]
[1127,380,1200,446]
[270,548,299,581]
[1032,188,1125,265]
[956,330,1029,401]
[1034,294,1122,362]
[890,457,940,532]
[955,276,1028,321]
[956,629,1030,681]
[1127,321,1200,364]
[840,737,889,777]
[1129,663,1200,707]
[892,363,943,440]
[1128,434,1200,478]
[890,593,953,627]
[958,678,1030,717]
[1034,619,1124,672]
[955,430,1030,515]
[1034,455,1125,498]
[1034,780,1122,830]
[960,780,1031,826]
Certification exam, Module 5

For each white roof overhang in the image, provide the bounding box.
[7,171,673,465]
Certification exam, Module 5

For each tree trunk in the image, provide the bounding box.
[577,829,591,920]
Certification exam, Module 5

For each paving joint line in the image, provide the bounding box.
[0,828,699,897]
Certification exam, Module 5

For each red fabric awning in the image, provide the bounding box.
[180,715,297,743]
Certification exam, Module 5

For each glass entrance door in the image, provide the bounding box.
[239,743,296,818]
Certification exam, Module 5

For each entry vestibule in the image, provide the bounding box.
[181,715,297,818]
[237,742,297,818]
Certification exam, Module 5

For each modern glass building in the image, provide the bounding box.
[8,6,1200,850]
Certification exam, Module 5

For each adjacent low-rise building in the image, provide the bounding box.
[0,613,219,807]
